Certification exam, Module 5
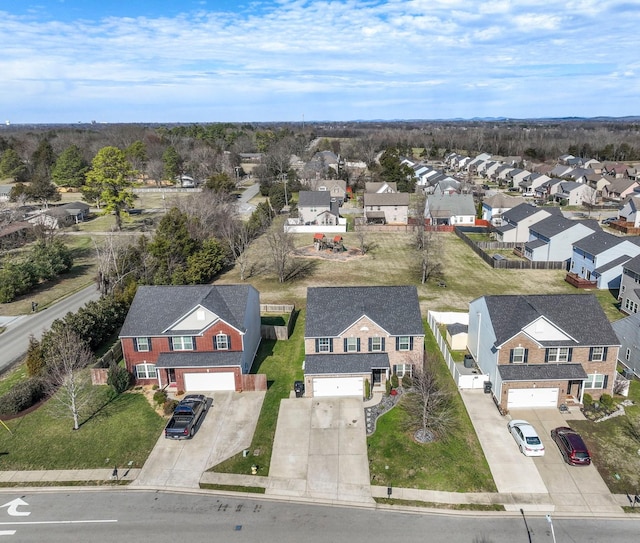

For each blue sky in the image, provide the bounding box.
[0,0,638,123]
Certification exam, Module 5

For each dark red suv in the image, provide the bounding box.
[550,427,591,466]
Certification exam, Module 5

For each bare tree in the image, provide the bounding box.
[219,219,252,281]
[355,226,369,255]
[266,219,294,283]
[417,229,443,284]
[401,355,455,443]
[171,190,237,241]
[94,234,138,296]
[45,329,96,431]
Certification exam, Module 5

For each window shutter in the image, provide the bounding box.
[567,348,573,362]
[368,338,372,351]
[381,338,385,351]
[227,335,232,350]
[169,337,174,351]
[588,347,594,361]
[357,338,361,352]
[192,336,197,351]
[409,337,414,350]
[509,349,514,363]
[133,339,138,352]
[524,349,529,363]
[147,338,152,352]
[603,375,609,389]
[315,339,320,353]
[329,339,333,353]
[544,349,549,363]
[212,337,217,350]
[344,338,348,352]
[603,347,608,361]
[396,337,400,351]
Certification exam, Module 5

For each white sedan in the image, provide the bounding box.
[507,419,545,457]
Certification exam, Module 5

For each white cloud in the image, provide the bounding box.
[0,1,637,122]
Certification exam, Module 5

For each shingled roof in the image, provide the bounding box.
[481,294,619,347]
[305,286,423,337]
[120,285,253,337]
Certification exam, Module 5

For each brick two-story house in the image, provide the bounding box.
[119,284,261,392]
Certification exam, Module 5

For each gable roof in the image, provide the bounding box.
[572,230,628,255]
[425,193,475,216]
[299,190,331,207]
[501,203,559,223]
[483,193,526,209]
[480,294,619,347]
[363,192,409,206]
[120,285,254,337]
[305,286,423,337]
[623,254,640,275]
[530,215,596,238]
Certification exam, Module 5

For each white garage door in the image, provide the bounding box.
[507,387,559,408]
[184,372,236,392]
[313,377,363,397]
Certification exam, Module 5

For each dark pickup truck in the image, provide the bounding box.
[164,394,208,439]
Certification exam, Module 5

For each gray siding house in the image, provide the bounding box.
[524,216,598,262]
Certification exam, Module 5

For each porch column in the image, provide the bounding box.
[578,380,584,404]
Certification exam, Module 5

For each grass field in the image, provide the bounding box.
[0,386,165,470]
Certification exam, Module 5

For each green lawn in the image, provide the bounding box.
[570,381,640,494]
[211,310,305,475]
[0,386,165,470]
[367,326,496,493]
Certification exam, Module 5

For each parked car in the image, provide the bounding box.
[507,419,545,457]
[294,380,305,398]
[550,426,591,466]
[601,217,616,225]
[164,394,208,439]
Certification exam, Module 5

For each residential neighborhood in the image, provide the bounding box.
[2,122,640,525]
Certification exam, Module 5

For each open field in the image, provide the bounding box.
[216,231,621,320]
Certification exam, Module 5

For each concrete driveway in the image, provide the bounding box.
[461,390,548,496]
[132,390,265,489]
[510,407,621,514]
[267,397,373,504]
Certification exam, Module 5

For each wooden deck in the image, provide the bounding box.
[565,272,597,289]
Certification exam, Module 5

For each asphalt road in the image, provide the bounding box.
[0,490,638,542]
[0,284,100,374]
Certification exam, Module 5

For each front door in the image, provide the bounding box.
[372,369,383,385]
[168,368,176,385]
[567,380,581,400]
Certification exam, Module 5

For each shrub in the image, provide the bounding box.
[364,379,371,400]
[385,379,392,396]
[599,393,614,410]
[163,399,179,415]
[107,364,133,394]
[583,393,593,408]
[390,373,399,389]
[176,390,185,397]
[153,390,168,406]
[151,384,159,390]
[402,373,413,389]
[0,378,46,416]
[25,335,46,377]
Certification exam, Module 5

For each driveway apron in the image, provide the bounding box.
[510,407,621,514]
[132,391,265,489]
[268,397,374,504]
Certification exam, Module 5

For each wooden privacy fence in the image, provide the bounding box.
[90,340,123,385]
[260,304,295,340]
[455,227,566,270]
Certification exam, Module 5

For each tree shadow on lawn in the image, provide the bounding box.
[285,259,318,282]
[77,390,128,429]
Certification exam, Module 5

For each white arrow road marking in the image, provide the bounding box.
[0,500,29,517]
[0,531,15,536]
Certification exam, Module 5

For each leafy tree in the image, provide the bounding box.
[247,201,274,238]
[148,207,200,284]
[269,183,287,213]
[107,363,132,394]
[31,139,56,182]
[24,175,61,208]
[162,146,182,182]
[205,172,235,193]
[125,140,148,174]
[84,146,136,230]
[52,145,88,188]
[0,148,28,181]
[379,147,415,192]
[184,238,228,284]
